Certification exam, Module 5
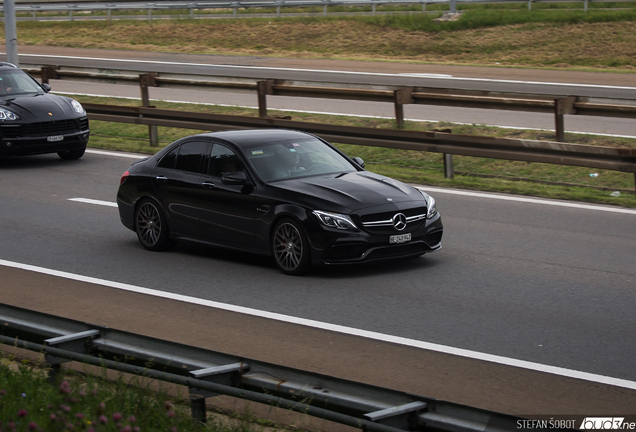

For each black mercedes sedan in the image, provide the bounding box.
[0,62,89,160]
[117,129,443,275]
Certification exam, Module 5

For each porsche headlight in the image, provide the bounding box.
[71,99,85,114]
[418,189,438,219]
[312,210,357,230]
[0,107,19,121]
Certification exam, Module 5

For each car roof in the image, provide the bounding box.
[194,129,315,147]
[0,62,20,70]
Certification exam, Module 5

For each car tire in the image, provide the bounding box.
[58,145,86,160]
[272,218,310,275]
[135,199,171,251]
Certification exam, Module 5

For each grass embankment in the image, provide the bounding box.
[14,7,636,70]
[0,355,269,432]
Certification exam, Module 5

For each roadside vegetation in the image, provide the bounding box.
[14,5,636,70]
[0,354,277,432]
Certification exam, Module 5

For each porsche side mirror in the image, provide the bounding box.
[352,157,365,169]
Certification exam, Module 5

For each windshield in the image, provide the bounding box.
[243,136,357,182]
[0,69,44,96]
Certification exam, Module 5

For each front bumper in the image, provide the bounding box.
[308,213,443,266]
[0,131,90,156]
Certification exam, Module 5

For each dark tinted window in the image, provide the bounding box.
[157,147,178,169]
[208,144,243,177]
[174,141,209,173]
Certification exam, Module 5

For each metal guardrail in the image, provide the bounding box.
[23,64,636,144]
[0,303,569,432]
[80,102,636,191]
[19,64,636,191]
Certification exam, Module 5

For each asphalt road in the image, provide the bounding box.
[1,149,636,423]
[9,46,636,137]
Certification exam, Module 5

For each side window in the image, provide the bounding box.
[175,141,209,174]
[157,147,178,169]
[208,144,243,177]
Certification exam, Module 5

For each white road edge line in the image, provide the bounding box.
[1,257,635,391]
[415,187,636,215]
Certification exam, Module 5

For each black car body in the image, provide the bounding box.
[0,62,89,160]
[117,129,443,274]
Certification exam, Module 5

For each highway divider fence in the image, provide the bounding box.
[24,64,636,192]
[0,303,574,432]
[3,0,634,21]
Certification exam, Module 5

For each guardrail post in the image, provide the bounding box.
[188,363,249,424]
[44,330,101,384]
[40,66,59,85]
[443,154,454,178]
[257,80,274,118]
[554,97,575,142]
[140,73,159,147]
[394,88,413,129]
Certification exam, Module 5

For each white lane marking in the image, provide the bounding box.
[1,257,635,391]
[416,186,636,215]
[16,52,636,91]
[86,149,147,159]
[68,198,118,207]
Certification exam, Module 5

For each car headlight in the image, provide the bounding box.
[71,99,85,114]
[0,107,19,121]
[312,210,357,230]
[417,189,438,219]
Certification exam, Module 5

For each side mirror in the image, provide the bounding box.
[352,157,365,169]
[41,83,51,93]
[221,171,247,185]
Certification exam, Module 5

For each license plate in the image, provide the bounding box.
[47,135,64,142]
[389,233,411,244]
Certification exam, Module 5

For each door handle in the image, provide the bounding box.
[202,182,215,189]
[155,176,168,183]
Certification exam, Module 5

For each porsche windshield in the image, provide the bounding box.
[244,137,357,182]
[0,69,44,95]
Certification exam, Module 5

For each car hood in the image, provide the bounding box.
[271,171,425,213]
[1,93,80,121]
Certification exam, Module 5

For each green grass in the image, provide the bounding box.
[75,96,636,208]
[0,353,273,432]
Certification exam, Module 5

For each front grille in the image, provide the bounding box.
[1,117,88,139]
[359,207,428,234]
[26,118,85,137]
